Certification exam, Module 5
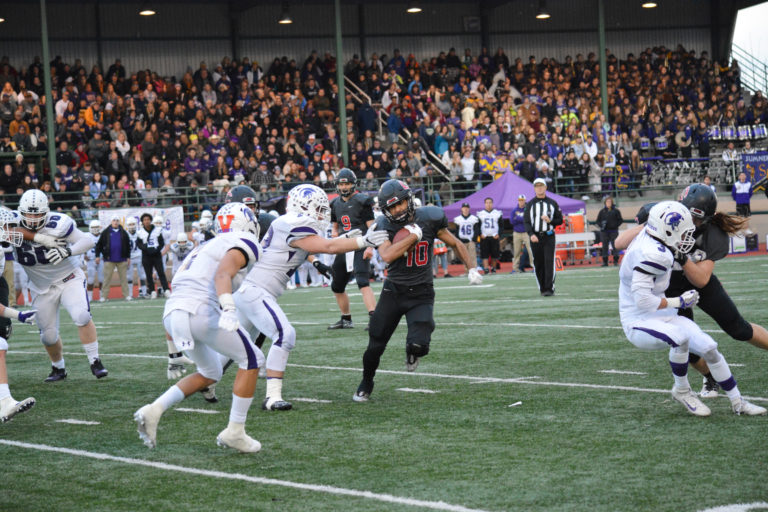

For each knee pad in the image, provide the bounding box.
[700,348,722,365]
[276,324,296,352]
[40,327,59,346]
[406,341,430,358]
[0,337,8,351]
[727,318,753,342]
[331,278,347,294]
[355,274,371,289]
[72,310,92,327]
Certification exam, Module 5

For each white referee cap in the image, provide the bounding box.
[533,178,547,187]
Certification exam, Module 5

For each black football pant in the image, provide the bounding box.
[0,276,10,338]
[142,254,169,293]
[531,233,556,293]
[361,280,435,385]
[599,231,619,264]
[331,249,370,293]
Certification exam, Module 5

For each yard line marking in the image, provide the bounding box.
[292,398,333,403]
[175,408,220,414]
[698,502,768,512]
[507,402,523,408]
[397,388,438,394]
[599,370,648,375]
[0,440,493,512]
[55,419,101,425]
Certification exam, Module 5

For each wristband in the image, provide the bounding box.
[218,293,236,311]
[1,306,19,320]
[355,237,365,249]
[665,297,681,309]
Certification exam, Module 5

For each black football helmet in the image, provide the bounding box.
[678,183,716,223]
[378,179,414,225]
[336,168,357,197]
[226,185,259,214]
[634,202,657,224]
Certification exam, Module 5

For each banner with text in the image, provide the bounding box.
[98,207,185,242]
[741,152,768,192]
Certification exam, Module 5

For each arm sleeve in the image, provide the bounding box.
[630,270,664,313]
[66,228,95,257]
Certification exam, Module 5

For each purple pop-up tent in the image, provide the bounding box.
[442,171,586,221]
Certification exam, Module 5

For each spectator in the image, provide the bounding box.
[731,172,752,217]
[95,214,132,301]
[595,197,623,267]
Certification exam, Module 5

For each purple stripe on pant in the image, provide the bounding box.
[235,328,258,370]
[632,326,679,347]
[263,300,284,347]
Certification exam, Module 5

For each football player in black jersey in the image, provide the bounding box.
[225,184,274,242]
[327,169,377,330]
[352,179,480,402]
[617,184,768,397]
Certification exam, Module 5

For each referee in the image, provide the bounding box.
[524,178,563,296]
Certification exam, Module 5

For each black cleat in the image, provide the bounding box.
[353,380,374,402]
[328,318,354,330]
[44,366,67,382]
[262,397,292,411]
[90,359,108,379]
[200,386,219,403]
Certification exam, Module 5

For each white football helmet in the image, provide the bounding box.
[176,232,189,246]
[286,184,330,228]
[201,210,213,221]
[126,217,138,234]
[191,221,200,232]
[18,189,49,230]
[0,207,22,247]
[215,202,259,237]
[152,215,164,228]
[89,219,102,235]
[199,217,213,231]
[646,200,696,254]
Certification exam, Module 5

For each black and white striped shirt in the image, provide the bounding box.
[524,196,563,235]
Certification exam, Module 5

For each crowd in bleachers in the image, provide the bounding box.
[0,44,765,224]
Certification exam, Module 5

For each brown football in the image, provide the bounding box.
[392,227,417,255]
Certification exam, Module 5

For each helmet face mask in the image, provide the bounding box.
[335,168,357,198]
[126,218,137,234]
[176,232,189,247]
[18,189,50,231]
[0,208,22,247]
[646,201,696,255]
[89,220,102,235]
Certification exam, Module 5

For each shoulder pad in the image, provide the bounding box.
[635,236,673,275]
[44,213,76,237]
[230,232,260,265]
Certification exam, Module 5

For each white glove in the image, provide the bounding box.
[217,293,239,332]
[340,229,362,239]
[167,355,188,380]
[33,233,60,249]
[666,289,699,309]
[404,223,423,241]
[468,268,483,285]
[357,229,390,249]
[45,246,72,264]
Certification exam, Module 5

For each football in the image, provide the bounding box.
[392,227,417,254]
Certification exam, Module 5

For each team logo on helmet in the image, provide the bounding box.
[665,211,683,230]
[678,186,690,201]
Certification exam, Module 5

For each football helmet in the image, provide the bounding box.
[200,210,213,221]
[378,179,415,225]
[199,217,213,232]
[678,183,716,223]
[225,185,259,213]
[0,207,22,247]
[18,189,49,230]
[126,217,138,234]
[176,232,189,246]
[335,168,357,197]
[152,215,164,228]
[191,221,200,232]
[286,184,331,228]
[216,202,259,236]
[89,219,102,235]
[646,201,696,254]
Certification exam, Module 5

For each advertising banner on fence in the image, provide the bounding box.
[97,206,185,241]
[741,152,768,192]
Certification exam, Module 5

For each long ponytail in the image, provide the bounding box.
[710,211,748,234]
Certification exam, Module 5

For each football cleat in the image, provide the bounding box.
[731,397,767,416]
[671,386,711,417]
[90,359,108,379]
[0,396,35,423]
[216,426,262,453]
[353,380,373,402]
[262,397,292,411]
[44,366,67,382]
[200,385,218,403]
[150,291,157,299]
[134,403,163,448]
[163,289,171,298]
[699,377,719,398]
[405,353,420,372]
[327,318,354,330]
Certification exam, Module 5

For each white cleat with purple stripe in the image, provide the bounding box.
[671,386,711,417]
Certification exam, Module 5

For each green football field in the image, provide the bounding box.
[2,256,768,512]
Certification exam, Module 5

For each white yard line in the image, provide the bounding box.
[0,440,492,512]
[599,370,648,376]
[292,398,333,404]
[55,419,101,425]
[174,408,220,414]
[396,388,438,394]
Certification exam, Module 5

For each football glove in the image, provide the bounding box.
[217,293,239,332]
[33,233,61,249]
[45,246,72,264]
[468,268,483,285]
[312,259,333,279]
[667,289,699,309]
[340,229,362,239]
[17,309,37,324]
[357,228,389,249]
[673,251,689,267]
[404,223,423,241]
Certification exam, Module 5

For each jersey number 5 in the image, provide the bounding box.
[405,241,429,267]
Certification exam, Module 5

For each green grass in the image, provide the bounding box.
[3,256,768,512]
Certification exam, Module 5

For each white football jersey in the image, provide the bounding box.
[618,229,676,329]
[138,227,164,250]
[453,214,479,242]
[476,209,502,237]
[169,242,194,273]
[242,212,320,298]
[165,231,261,315]
[85,232,100,262]
[127,230,142,259]
[14,212,94,294]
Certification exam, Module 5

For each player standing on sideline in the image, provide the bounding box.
[452,202,479,274]
[125,217,147,298]
[524,178,563,296]
[234,184,389,410]
[137,213,170,299]
[509,194,534,273]
[618,201,764,416]
[476,198,502,273]
[13,189,108,381]
[169,232,194,279]
[134,202,265,453]
[327,169,377,330]
[353,180,481,402]
[84,219,103,301]
[196,210,216,247]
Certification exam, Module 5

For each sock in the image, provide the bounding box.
[83,341,100,364]
[87,290,93,301]
[266,377,283,400]
[669,348,689,389]
[342,314,352,322]
[0,383,10,400]
[707,354,740,402]
[154,385,185,412]
[229,394,254,424]
[52,358,65,369]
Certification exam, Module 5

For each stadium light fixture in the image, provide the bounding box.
[279,4,293,24]
[535,1,550,19]
[138,2,156,16]
[407,1,423,14]
[0,18,5,23]
[642,2,658,7]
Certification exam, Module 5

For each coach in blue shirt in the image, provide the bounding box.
[95,215,132,301]
[510,194,534,273]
